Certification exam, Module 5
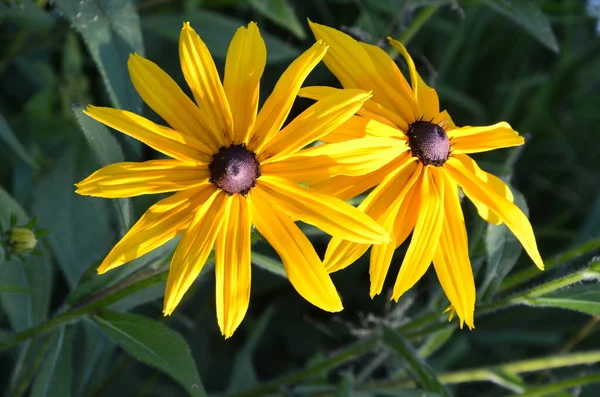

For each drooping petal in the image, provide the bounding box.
[445,157,544,270]
[257,176,389,244]
[84,106,213,164]
[308,21,411,120]
[249,187,343,312]
[261,137,407,184]
[432,172,475,329]
[387,38,439,121]
[127,54,224,150]
[76,160,209,198]
[449,122,525,154]
[258,89,372,163]
[299,86,407,130]
[324,156,419,272]
[223,22,266,144]
[163,188,227,315]
[215,194,251,338]
[392,166,445,301]
[179,23,233,143]
[321,115,405,143]
[250,40,328,151]
[97,185,210,273]
[369,168,421,297]
[449,154,514,225]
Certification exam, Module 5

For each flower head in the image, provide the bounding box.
[301,22,544,329]
[8,227,37,254]
[76,22,393,338]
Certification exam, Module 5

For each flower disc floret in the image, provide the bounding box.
[209,144,260,195]
[407,120,450,166]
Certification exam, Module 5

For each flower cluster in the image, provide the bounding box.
[76,21,543,337]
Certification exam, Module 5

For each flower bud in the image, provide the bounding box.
[8,227,38,254]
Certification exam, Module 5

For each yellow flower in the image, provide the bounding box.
[301,22,544,329]
[76,22,396,338]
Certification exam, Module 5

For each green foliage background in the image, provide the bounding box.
[1,0,600,396]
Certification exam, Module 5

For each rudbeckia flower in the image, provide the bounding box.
[76,22,397,338]
[300,22,544,329]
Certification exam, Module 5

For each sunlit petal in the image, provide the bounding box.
[258,89,371,163]
[127,53,223,150]
[84,106,213,164]
[250,40,328,151]
[223,22,266,144]
[257,176,389,244]
[76,160,209,198]
[392,166,445,301]
[180,22,233,143]
[215,194,251,338]
[432,172,475,329]
[250,187,343,312]
[97,185,210,273]
[449,122,525,154]
[163,188,227,315]
[321,115,405,143]
[445,157,544,269]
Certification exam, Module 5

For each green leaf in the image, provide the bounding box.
[227,307,274,393]
[30,326,74,397]
[418,326,455,359]
[73,104,133,233]
[93,310,207,397]
[382,326,451,397]
[0,111,36,168]
[249,0,306,39]
[142,10,300,63]
[73,322,116,396]
[480,0,559,53]
[480,186,528,300]
[251,251,287,278]
[33,145,113,289]
[51,0,144,112]
[335,372,354,397]
[526,283,600,316]
[0,284,34,294]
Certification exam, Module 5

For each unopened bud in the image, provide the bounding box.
[9,227,38,254]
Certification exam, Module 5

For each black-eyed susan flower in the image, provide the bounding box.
[300,22,544,329]
[76,22,400,338]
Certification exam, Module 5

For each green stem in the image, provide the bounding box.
[397,5,440,45]
[505,372,600,397]
[500,236,600,292]
[0,270,168,352]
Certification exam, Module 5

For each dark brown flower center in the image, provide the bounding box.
[407,120,450,166]
[209,144,260,195]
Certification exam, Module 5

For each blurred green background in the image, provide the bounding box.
[1,0,600,396]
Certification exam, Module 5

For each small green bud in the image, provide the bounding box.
[8,227,38,254]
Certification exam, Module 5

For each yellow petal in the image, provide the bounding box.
[97,185,209,273]
[215,194,251,338]
[308,21,411,120]
[261,137,407,184]
[387,38,439,120]
[163,187,226,315]
[258,89,372,163]
[449,122,525,154]
[299,86,407,130]
[76,160,209,198]
[324,156,418,272]
[445,157,544,270]
[450,154,514,225]
[358,41,419,121]
[127,54,223,150]
[433,110,456,130]
[180,23,233,144]
[321,115,405,143]
[249,187,343,312]
[224,22,266,144]
[392,166,445,301]
[432,172,475,329]
[257,176,389,244]
[250,40,328,152]
[369,167,421,297]
[84,106,213,164]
